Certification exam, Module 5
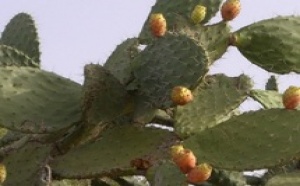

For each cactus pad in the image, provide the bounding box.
[0,67,81,134]
[146,161,187,186]
[177,21,231,62]
[266,171,300,186]
[83,64,132,124]
[132,33,209,109]
[139,0,223,42]
[3,142,52,185]
[184,109,300,170]
[266,75,278,91]
[175,74,252,138]
[232,16,300,74]
[249,90,283,109]
[0,13,41,64]
[0,45,39,67]
[104,38,139,85]
[51,126,177,178]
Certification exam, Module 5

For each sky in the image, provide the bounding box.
[0,0,299,111]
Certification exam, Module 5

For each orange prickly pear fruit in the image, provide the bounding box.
[221,0,241,21]
[282,86,300,109]
[171,86,193,106]
[172,148,197,174]
[187,163,212,184]
[0,163,6,183]
[149,13,167,37]
[191,5,207,24]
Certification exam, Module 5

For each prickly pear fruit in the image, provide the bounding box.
[282,86,300,109]
[191,5,207,24]
[149,13,167,37]
[172,148,197,174]
[0,164,6,183]
[171,86,193,106]
[187,163,212,184]
[170,144,185,157]
[221,0,241,21]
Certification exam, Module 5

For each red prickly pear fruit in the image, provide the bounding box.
[187,163,212,184]
[282,86,300,109]
[191,5,207,24]
[149,13,167,37]
[221,0,241,21]
[172,149,197,174]
[171,86,193,106]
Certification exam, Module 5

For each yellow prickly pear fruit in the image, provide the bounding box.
[170,144,185,157]
[149,13,167,37]
[0,163,6,183]
[282,86,300,109]
[187,163,212,184]
[171,86,193,106]
[221,0,241,21]
[191,5,207,24]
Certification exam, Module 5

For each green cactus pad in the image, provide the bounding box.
[83,64,132,124]
[132,95,158,124]
[0,66,81,134]
[132,33,209,109]
[74,64,133,145]
[139,0,223,43]
[51,126,177,178]
[175,74,252,138]
[0,13,41,64]
[177,21,231,62]
[3,142,52,185]
[266,171,300,186]
[232,16,300,74]
[266,75,278,91]
[0,130,24,148]
[104,38,139,85]
[184,109,300,171]
[146,161,187,186]
[0,45,39,67]
[249,90,283,109]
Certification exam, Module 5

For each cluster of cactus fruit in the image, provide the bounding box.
[1,0,300,185]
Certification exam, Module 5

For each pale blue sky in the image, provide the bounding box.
[0,1,299,101]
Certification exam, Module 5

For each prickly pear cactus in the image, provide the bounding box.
[1,1,300,186]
